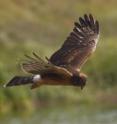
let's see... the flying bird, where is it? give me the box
[4,14,99,89]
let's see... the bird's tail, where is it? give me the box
[3,76,34,87]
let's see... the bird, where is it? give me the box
[4,14,100,90]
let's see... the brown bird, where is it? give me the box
[4,14,100,89]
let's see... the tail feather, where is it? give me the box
[4,76,33,87]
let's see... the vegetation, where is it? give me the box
[0,0,117,116]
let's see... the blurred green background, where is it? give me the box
[0,0,117,124]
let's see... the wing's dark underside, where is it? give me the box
[50,14,99,72]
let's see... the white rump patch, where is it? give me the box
[33,75,41,82]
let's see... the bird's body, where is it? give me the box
[4,14,99,89]
[31,73,80,89]
[31,71,87,89]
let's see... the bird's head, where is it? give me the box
[71,73,87,89]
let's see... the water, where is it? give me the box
[0,104,117,124]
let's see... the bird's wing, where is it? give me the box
[21,52,72,77]
[49,14,99,73]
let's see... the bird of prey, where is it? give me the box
[4,14,99,89]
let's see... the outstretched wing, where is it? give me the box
[21,52,72,77]
[49,14,99,73]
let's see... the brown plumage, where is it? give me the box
[4,14,99,89]
[50,14,99,73]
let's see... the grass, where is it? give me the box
[0,0,117,116]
